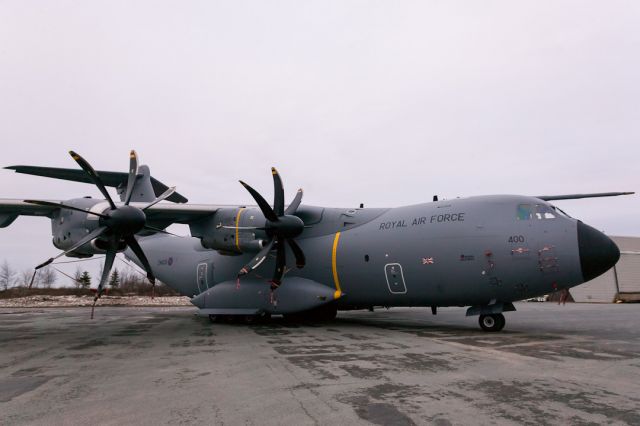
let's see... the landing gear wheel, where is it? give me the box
[208,314,218,324]
[257,312,272,323]
[314,305,338,321]
[242,315,257,324]
[284,305,337,323]
[478,313,505,332]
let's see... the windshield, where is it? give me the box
[516,203,561,220]
[551,205,572,218]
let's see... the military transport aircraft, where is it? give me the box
[0,151,632,331]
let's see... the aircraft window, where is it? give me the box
[551,205,572,218]
[535,204,556,220]
[516,204,532,220]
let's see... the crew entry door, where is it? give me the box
[197,263,209,293]
[385,263,407,294]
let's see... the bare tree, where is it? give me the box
[73,266,83,289]
[0,260,16,291]
[19,269,33,288]
[40,266,57,288]
[30,270,42,288]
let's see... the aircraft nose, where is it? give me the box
[577,221,620,281]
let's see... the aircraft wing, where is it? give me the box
[536,192,634,201]
[0,200,57,227]
[132,202,224,226]
[0,199,225,228]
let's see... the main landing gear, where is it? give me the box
[206,305,338,324]
[467,302,514,332]
[209,313,271,324]
[478,313,505,332]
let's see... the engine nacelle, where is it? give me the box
[50,197,107,258]
[190,207,268,255]
[91,238,127,254]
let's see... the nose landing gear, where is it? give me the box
[479,313,505,332]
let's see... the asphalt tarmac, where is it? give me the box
[1,303,639,425]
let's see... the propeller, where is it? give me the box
[237,168,306,290]
[26,150,175,317]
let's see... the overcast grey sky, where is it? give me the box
[0,1,638,284]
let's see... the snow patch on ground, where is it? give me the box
[0,295,192,308]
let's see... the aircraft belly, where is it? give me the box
[191,278,337,314]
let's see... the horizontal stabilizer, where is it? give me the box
[536,192,634,201]
[5,165,188,203]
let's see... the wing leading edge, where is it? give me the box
[0,199,223,228]
[536,192,634,201]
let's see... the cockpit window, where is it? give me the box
[551,205,572,218]
[517,204,558,220]
[516,204,532,220]
[535,204,556,220]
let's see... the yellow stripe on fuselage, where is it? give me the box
[332,232,342,299]
[235,208,245,251]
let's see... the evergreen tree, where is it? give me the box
[108,269,120,288]
[78,271,91,289]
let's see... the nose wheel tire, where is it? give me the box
[479,313,505,332]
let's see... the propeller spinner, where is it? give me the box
[25,150,176,318]
[237,168,306,289]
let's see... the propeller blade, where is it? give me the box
[272,236,286,286]
[141,186,176,210]
[124,236,156,284]
[272,167,284,217]
[69,151,117,210]
[124,150,139,205]
[91,248,116,319]
[33,226,108,271]
[238,239,275,278]
[24,200,109,219]
[96,249,116,296]
[284,188,303,215]
[28,269,38,289]
[286,238,306,269]
[239,180,278,222]
[143,225,179,236]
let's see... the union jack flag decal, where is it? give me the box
[422,257,434,265]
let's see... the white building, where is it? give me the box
[570,236,640,303]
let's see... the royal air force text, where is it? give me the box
[379,213,465,230]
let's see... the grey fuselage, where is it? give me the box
[132,195,591,309]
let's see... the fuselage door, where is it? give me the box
[385,263,407,294]
[196,262,209,293]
